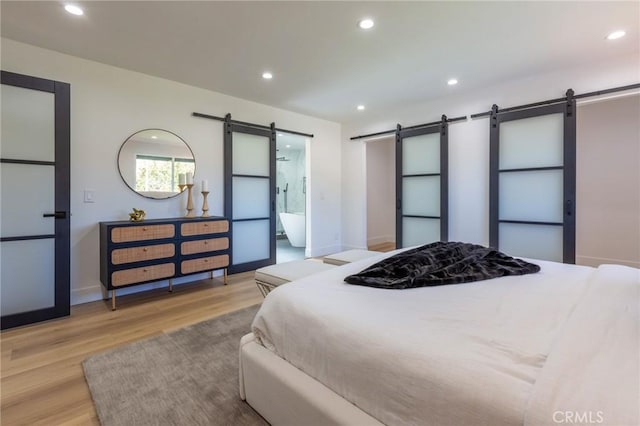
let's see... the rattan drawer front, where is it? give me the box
[181,238,229,255]
[181,254,229,274]
[111,243,175,265]
[180,220,229,237]
[111,263,175,287]
[111,224,175,243]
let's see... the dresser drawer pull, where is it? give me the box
[181,220,229,236]
[180,237,228,255]
[111,263,175,287]
[111,224,175,242]
[181,254,228,274]
[111,243,175,265]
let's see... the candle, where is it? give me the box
[178,173,186,185]
[201,179,208,192]
[186,172,193,185]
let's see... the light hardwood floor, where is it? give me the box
[1,243,395,426]
[1,272,262,426]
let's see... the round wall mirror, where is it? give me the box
[117,129,195,199]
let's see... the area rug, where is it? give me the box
[82,305,268,426]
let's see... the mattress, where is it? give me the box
[251,250,639,426]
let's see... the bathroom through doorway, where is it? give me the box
[275,133,307,263]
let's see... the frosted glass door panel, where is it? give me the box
[500,113,563,169]
[232,177,269,220]
[1,239,55,315]
[402,217,440,248]
[402,133,440,175]
[232,133,269,176]
[233,220,270,264]
[1,84,55,162]
[1,163,55,238]
[499,223,563,262]
[499,170,563,222]
[403,176,440,217]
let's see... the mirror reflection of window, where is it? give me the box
[118,129,196,199]
[174,158,195,188]
[135,155,195,193]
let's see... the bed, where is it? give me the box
[239,248,639,426]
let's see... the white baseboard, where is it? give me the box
[71,271,223,306]
[576,255,640,269]
[338,244,369,251]
[307,244,344,258]
[72,284,105,305]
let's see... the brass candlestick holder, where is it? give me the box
[201,191,210,217]
[178,183,186,193]
[185,183,195,217]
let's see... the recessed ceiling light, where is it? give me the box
[358,19,374,30]
[262,72,273,79]
[606,30,626,40]
[447,78,458,86]
[277,133,283,137]
[357,105,365,111]
[151,135,158,139]
[64,4,84,16]
[286,144,291,148]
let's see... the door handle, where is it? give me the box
[43,211,67,219]
[565,200,573,217]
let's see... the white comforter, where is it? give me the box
[252,253,639,426]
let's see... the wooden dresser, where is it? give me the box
[100,217,229,309]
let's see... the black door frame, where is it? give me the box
[395,116,449,248]
[1,70,71,329]
[224,115,276,273]
[489,93,576,263]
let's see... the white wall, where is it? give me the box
[576,94,640,268]
[1,38,342,305]
[365,137,395,246]
[342,53,640,250]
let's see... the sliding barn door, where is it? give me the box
[224,117,276,273]
[1,71,70,329]
[489,99,576,263]
[396,120,448,248]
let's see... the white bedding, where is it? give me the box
[252,251,639,426]
[525,264,639,426]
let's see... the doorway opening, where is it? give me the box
[276,133,307,263]
[365,136,396,251]
[575,93,640,268]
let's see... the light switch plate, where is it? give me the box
[84,190,95,203]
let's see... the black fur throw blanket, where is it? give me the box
[344,241,540,289]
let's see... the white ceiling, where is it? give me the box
[1,1,638,123]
